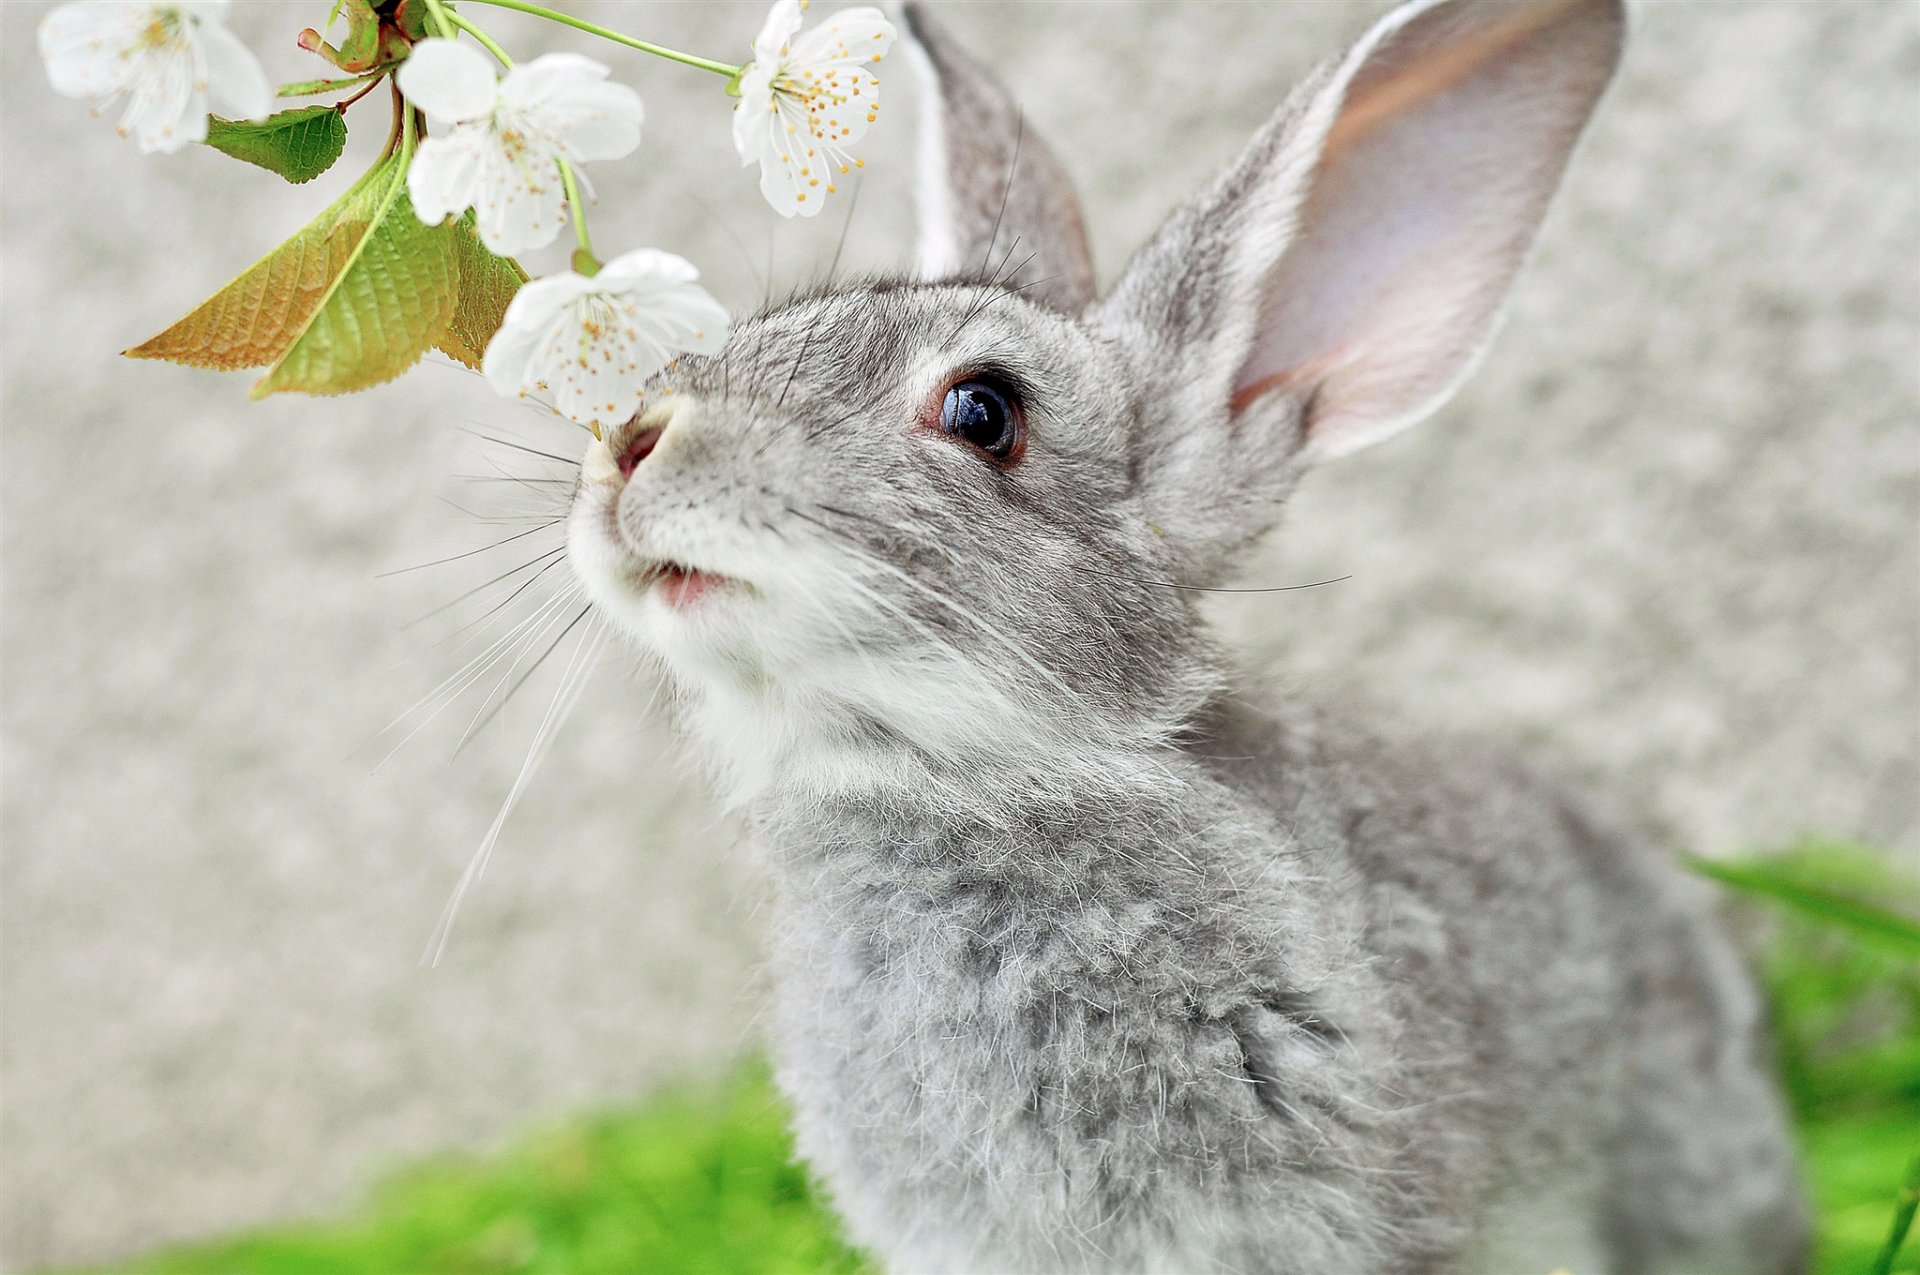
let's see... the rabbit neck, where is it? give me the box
[671,643,1222,815]
[746,698,1334,961]
[762,747,1199,877]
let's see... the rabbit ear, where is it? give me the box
[1097,0,1624,561]
[902,3,1097,311]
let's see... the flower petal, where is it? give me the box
[547,313,654,431]
[786,13,893,158]
[482,270,597,396]
[499,51,609,108]
[196,18,271,121]
[482,253,730,430]
[469,143,570,255]
[38,2,146,100]
[790,7,896,71]
[757,95,826,218]
[120,41,206,152]
[593,248,702,292]
[407,127,489,226]
[647,287,731,358]
[730,62,779,164]
[752,0,805,61]
[496,55,643,163]
[800,70,881,154]
[541,80,645,163]
[729,5,891,217]
[398,38,498,127]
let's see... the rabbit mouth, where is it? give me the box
[653,563,729,610]
[629,557,742,612]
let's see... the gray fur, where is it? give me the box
[904,5,1097,310]
[566,1,1809,1270]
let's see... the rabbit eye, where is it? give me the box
[939,378,1025,463]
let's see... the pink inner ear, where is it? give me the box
[1324,0,1599,159]
[1227,0,1623,457]
[1228,347,1347,418]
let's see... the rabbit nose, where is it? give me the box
[581,403,677,487]
[618,425,664,477]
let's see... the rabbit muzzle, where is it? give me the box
[575,399,752,616]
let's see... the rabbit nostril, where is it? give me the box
[618,425,663,478]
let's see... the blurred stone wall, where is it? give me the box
[3,0,1915,1266]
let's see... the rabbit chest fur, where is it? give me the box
[753,698,1789,1274]
[567,0,1812,1269]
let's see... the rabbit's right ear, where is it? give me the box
[1096,0,1625,572]
[902,3,1097,310]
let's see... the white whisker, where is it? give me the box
[370,583,583,770]
[422,616,608,967]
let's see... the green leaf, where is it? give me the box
[437,215,529,370]
[204,107,348,185]
[1688,855,1920,958]
[251,159,459,398]
[1869,1135,1920,1275]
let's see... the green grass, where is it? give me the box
[83,1062,872,1275]
[80,842,1918,1275]
[1719,843,1920,1275]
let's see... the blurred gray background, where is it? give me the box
[3,0,1916,1267]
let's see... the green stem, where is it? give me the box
[278,72,385,98]
[559,161,598,275]
[335,73,388,112]
[454,0,743,78]
[379,79,408,160]
[363,107,419,246]
[419,0,460,41]
[442,8,514,66]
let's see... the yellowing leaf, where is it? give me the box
[252,168,458,398]
[125,163,393,372]
[127,150,528,399]
[437,214,529,370]
[205,107,348,185]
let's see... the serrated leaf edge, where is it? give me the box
[434,216,530,371]
[121,158,394,368]
[205,106,348,185]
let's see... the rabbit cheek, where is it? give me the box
[566,498,652,637]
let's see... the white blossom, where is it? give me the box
[39,0,271,154]
[401,40,645,257]
[732,0,895,218]
[482,249,729,433]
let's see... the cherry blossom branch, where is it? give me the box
[379,78,409,161]
[383,108,418,211]
[454,0,744,79]
[335,73,389,112]
[40,0,896,424]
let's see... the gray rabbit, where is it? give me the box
[567,0,1810,1270]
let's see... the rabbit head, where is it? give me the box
[568,0,1626,806]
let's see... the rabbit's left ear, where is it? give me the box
[1099,0,1625,562]
[902,3,1096,311]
